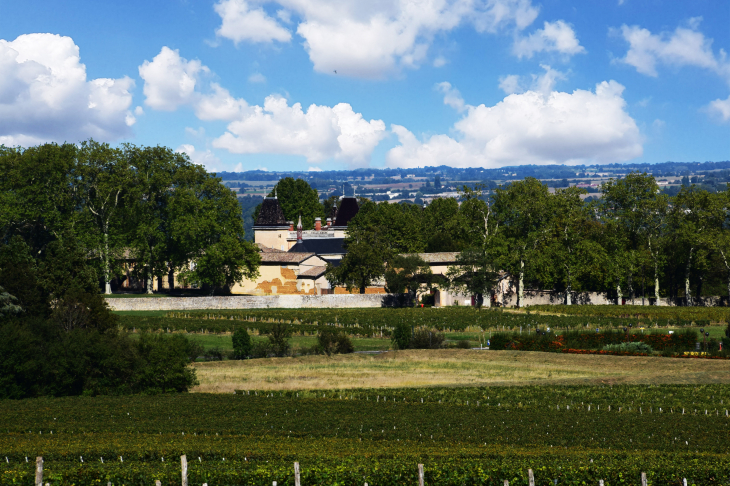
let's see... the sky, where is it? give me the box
[1,0,728,172]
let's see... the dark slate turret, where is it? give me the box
[333,196,359,227]
[255,197,287,227]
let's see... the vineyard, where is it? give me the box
[2,386,729,485]
[116,307,728,338]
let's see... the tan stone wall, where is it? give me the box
[106,294,390,311]
[254,228,289,250]
[230,264,318,295]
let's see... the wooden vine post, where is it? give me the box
[294,461,301,486]
[418,463,424,486]
[528,469,535,486]
[503,480,509,486]
[35,457,43,486]
[181,455,188,486]
[641,472,647,486]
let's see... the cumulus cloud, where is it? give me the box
[513,20,585,59]
[214,0,546,78]
[499,65,566,95]
[176,144,220,171]
[436,81,466,111]
[140,47,386,165]
[213,95,386,165]
[138,46,208,111]
[616,20,730,81]
[387,80,642,168]
[0,33,135,146]
[707,95,730,122]
[214,0,291,44]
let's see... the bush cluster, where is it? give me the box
[0,237,198,398]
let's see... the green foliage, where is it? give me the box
[326,240,386,294]
[409,328,445,349]
[317,328,354,355]
[0,286,21,319]
[257,177,324,229]
[232,327,252,359]
[0,140,261,296]
[603,341,655,353]
[0,237,197,398]
[384,254,432,302]
[391,322,412,349]
[266,322,292,357]
[0,386,729,484]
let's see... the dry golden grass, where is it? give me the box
[191,350,730,393]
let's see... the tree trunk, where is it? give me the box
[103,229,112,295]
[685,248,694,306]
[566,268,572,306]
[616,283,622,305]
[518,260,524,308]
[146,256,154,294]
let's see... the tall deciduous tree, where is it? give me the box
[492,178,554,307]
[668,185,722,305]
[76,140,131,294]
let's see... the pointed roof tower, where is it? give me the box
[333,196,359,227]
[254,193,287,227]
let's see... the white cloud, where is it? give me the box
[141,47,387,165]
[214,0,543,78]
[499,64,566,95]
[214,0,292,44]
[513,20,585,59]
[0,33,134,146]
[138,46,208,111]
[498,74,522,94]
[195,83,249,121]
[707,95,730,121]
[134,106,145,116]
[387,80,642,168]
[308,166,323,171]
[248,72,267,83]
[433,56,448,68]
[436,81,466,111]
[213,95,386,165]
[176,144,220,171]
[617,21,730,81]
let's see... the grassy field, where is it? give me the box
[191,349,730,393]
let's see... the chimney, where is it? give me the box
[315,217,322,231]
[296,215,303,241]
[326,217,332,228]
[288,221,294,231]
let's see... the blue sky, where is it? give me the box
[1,0,728,172]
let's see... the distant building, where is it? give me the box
[236,195,364,295]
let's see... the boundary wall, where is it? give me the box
[105,294,388,311]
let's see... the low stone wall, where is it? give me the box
[105,294,389,311]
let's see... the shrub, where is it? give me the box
[391,322,412,350]
[203,346,224,361]
[317,328,354,355]
[266,323,292,357]
[602,342,654,354]
[250,340,272,358]
[232,327,252,359]
[409,328,445,349]
[455,339,471,349]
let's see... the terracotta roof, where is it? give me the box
[297,266,327,279]
[260,252,316,263]
[401,252,460,264]
[333,197,359,227]
[255,197,287,226]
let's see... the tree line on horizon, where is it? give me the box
[328,174,730,306]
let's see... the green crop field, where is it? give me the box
[2,386,730,485]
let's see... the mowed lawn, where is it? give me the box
[192,349,730,393]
